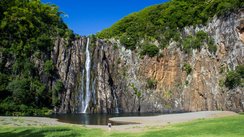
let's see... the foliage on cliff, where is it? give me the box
[97,0,243,51]
[0,0,71,115]
[225,65,244,89]
[140,44,159,57]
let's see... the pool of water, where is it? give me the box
[50,113,161,125]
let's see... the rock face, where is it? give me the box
[237,20,244,43]
[53,10,244,113]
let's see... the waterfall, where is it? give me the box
[112,87,119,113]
[114,92,119,113]
[81,38,91,113]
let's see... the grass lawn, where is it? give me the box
[0,115,244,137]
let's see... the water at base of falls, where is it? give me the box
[51,113,162,125]
[81,38,91,113]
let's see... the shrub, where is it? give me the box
[192,37,202,49]
[207,37,217,54]
[182,35,202,53]
[183,63,192,75]
[225,71,241,89]
[196,30,208,41]
[236,65,244,78]
[182,31,216,54]
[224,65,244,89]
[140,44,159,57]
[146,78,157,89]
[182,36,193,53]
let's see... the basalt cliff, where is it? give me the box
[53,10,244,113]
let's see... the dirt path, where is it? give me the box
[0,111,238,132]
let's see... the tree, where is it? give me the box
[7,79,31,104]
[0,0,70,115]
[120,34,137,50]
[140,44,159,57]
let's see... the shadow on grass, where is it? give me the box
[0,127,81,137]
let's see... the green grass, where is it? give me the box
[0,115,244,137]
[0,126,105,137]
[142,115,244,137]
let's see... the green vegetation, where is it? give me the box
[182,31,217,54]
[224,65,244,89]
[0,126,105,137]
[146,78,157,89]
[97,0,242,53]
[140,44,159,57]
[142,115,244,137]
[0,0,73,115]
[0,0,242,116]
[183,63,192,75]
[90,34,97,47]
[0,115,244,137]
[52,80,64,106]
[120,34,137,50]
[207,37,217,53]
[44,60,55,77]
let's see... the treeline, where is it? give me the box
[0,0,73,115]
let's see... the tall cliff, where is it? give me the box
[53,10,244,113]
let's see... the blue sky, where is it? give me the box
[41,0,169,36]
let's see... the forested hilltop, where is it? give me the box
[98,0,243,50]
[0,0,74,115]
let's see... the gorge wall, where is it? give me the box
[53,10,244,113]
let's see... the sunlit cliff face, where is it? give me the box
[237,9,244,43]
[237,23,244,43]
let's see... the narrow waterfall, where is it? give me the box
[114,92,119,113]
[81,38,91,113]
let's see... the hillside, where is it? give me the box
[0,0,74,115]
[97,0,243,50]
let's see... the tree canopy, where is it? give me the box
[97,0,243,51]
[0,0,69,115]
